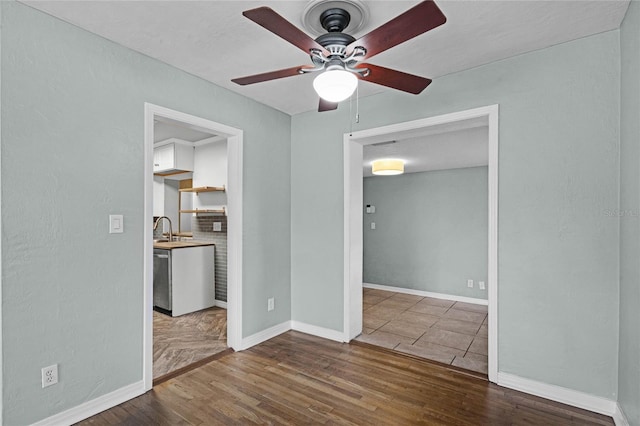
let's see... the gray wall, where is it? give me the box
[363,167,488,299]
[292,30,620,399]
[1,2,291,424]
[618,0,640,423]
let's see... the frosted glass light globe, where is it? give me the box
[313,70,358,103]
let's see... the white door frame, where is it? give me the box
[143,103,243,390]
[343,104,499,382]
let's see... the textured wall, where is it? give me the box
[292,31,620,399]
[363,167,488,299]
[1,2,290,424]
[618,0,640,423]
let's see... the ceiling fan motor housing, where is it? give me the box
[319,8,351,32]
[312,8,361,67]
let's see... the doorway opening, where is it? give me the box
[143,104,244,390]
[343,105,499,382]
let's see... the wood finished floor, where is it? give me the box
[153,307,228,379]
[81,331,613,425]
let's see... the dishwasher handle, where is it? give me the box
[153,254,170,259]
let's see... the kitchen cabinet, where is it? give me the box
[154,244,215,317]
[154,141,194,174]
[172,245,215,316]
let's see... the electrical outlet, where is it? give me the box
[467,279,474,288]
[479,281,486,290]
[267,297,275,311]
[41,364,58,388]
[371,222,376,230]
[213,222,222,232]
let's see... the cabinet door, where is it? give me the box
[174,144,195,172]
[155,144,174,171]
[171,246,215,316]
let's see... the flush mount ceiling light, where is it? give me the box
[372,159,404,175]
[313,66,358,102]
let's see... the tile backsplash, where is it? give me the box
[192,215,227,302]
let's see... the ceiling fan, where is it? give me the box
[231,1,447,112]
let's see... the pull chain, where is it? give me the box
[356,82,360,124]
[349,88,353,136]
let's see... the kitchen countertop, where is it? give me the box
[153,240,215,250]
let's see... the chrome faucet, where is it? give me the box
[153,216,173,242]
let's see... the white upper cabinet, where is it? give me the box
[153,140,194,174]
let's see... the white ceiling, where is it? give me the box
[363,123,488,176]
[22,0,630,116]
[154,117,217,143]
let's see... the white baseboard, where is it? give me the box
[239,320,291,350]
[31,380,146,426]
[363,282,488,306]
[214,300,227,309]
[613,402,630,426]
[497,372,617,417]
[291,321,345,342]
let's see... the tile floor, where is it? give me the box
[153,307,228,379]
[356,287,488,374]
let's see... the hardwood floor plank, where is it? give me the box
[77,331,613,426]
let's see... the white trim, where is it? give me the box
[153,137,193,148]
[344,104,500,383]
[343,137,364,342]
[291,321,345,342]
[497,372,617,417]
[143,105,154,391]
[613,403,630,426]
[240,321,291,350]
[363,283,488,306]
[193,135,227,147]
[226,131,243,352]
[486,104,499,383]
[31,381,145,426]
[143,103,244,394]
[214,300,228,309]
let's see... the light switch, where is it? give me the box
[109,215,124,234]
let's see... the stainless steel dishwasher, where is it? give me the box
[153,249,172,313]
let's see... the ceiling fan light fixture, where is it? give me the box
[372,159,404,176]
[313,69,358,103]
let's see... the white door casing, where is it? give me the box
[343,104,499,382]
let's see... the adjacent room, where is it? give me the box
[356,126,490,375]
[151,117,230,381]
[1,0,638,425]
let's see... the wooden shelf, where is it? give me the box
[179,208,226,215]
[179,186,225,193]
[178,184,227,232]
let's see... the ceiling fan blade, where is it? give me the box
[232,65,311,85]
[243,7,328,55]
[318,98,338,112]
[348,1,446,60]
[358,63,432,94]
